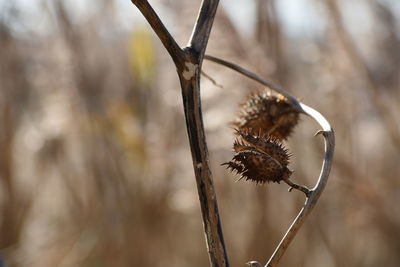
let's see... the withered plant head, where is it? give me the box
[233,90,300,140]
[223,129,292,184]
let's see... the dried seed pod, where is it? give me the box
[238,130,291,167]
[233,91,300,140]
[223,130,292,184]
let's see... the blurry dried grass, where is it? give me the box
[0,0,399,267]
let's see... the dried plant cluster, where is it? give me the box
[224,91,299,185]
[4,0,400,266]
[126,0,335,263]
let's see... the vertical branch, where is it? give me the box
[180,1,229,267]
[178,69,229,267]
[131,1,229,267]
[188,0,220,58]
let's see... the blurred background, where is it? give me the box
[1,0,399,266]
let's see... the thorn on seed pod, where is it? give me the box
[232,90,300,140]
[222,130,292,185]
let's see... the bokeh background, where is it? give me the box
[1,0,400,266]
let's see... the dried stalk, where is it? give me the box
[130,1,229,267]
[204,55,335,267]
[131,1,335,266]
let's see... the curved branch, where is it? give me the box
[266,106,334,267]
[204,55,335,267]
[204,55,301,111]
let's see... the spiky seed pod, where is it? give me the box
[233,91,300,140]
[237,130,291,166]
[223,130,292,184]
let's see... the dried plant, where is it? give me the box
[130,1,334,267]
[206,55,334,266]
[233,92,299,140]
[223,129,292,184]
[3,1,400,267]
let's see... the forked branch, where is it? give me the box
[205,55,335,267]
[131,1,229,267]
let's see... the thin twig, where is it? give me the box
[201,70,224,88]
[204,55,302,111]
[204,55,335,267]
[283,178,311,197]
